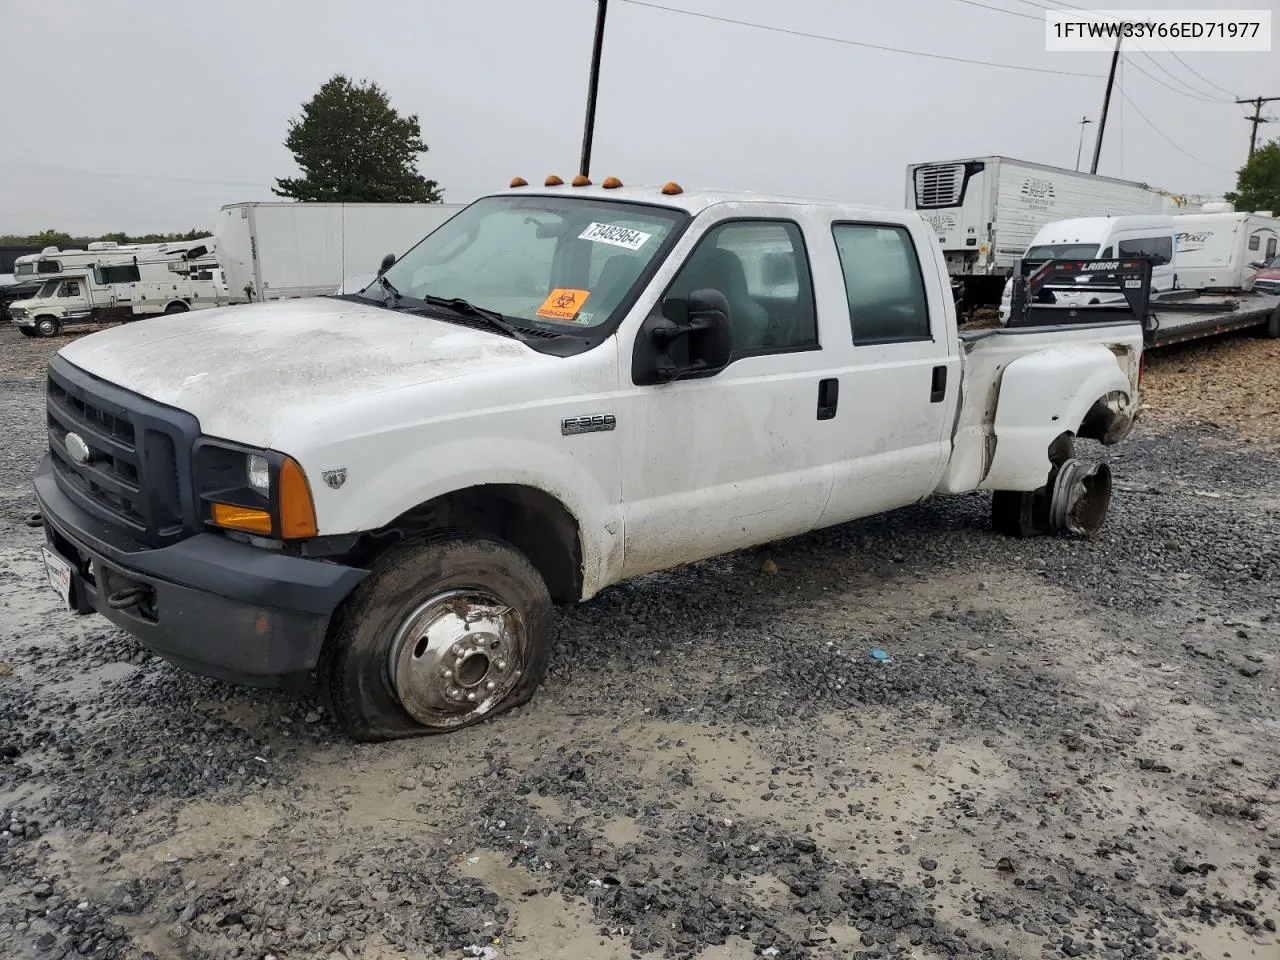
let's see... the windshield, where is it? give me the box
[36,280,59,298]
[373,195,688,331]
[1024,243,1100,260]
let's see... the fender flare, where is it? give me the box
[980,345,1134,492]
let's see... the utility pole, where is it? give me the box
[1090,34,1122,175]
[1236,96,1280,159]
[579,0,609,179]
[1075,116,1093,172]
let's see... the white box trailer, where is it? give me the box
[905,156,1175,306]
[213,201,465,302]
[1171,208,1280,291]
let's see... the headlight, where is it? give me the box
[247,454,270,495]
[194,440,318,539]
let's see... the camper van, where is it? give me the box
[999,215,1177,321]
[1171,210,1279,291]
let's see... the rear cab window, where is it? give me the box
[831,222,932,344]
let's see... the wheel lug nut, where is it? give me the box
[447,687,459,698]
[466,692,477,702]
[496,661,507,670]
[443,669,453,680]
[451,644,463,656]
[485,681,496,691]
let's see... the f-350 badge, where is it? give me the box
[322,469,347,489]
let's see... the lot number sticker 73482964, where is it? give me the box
[578,222,652,250]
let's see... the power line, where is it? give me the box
[1164,49,1237,99]
[1123,53,1229,104]
[952,0,1042,22]
[1118,90,1235,175]
[951,0,1232,103]
[998,0,1236,101]
[616,0,1103,78]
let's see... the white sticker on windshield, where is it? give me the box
[578,222,652,250]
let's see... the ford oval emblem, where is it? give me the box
[65,432,91,464]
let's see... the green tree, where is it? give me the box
[1225,139,1280,214]
[28,228,74,247]
[273,74,443,203]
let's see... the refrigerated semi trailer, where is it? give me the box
[905,156,1176,308]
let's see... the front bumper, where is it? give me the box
[34,453,368,687]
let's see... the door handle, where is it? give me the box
[817,378,839,420]
[930,365,947,403]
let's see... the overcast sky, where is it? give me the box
[1,0,1276,235]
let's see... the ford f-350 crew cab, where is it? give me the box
[33,179,1143,741]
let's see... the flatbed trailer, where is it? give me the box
[1007,256,1280,348]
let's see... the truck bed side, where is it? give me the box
[938,321,1143,494]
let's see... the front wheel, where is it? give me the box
[17,326,37,338]
[321,534,555,741]
[34,316,61,338]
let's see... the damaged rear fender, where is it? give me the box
[979,345,1135,492]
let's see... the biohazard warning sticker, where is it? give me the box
[537,288,591,321]
[578,222,652,250]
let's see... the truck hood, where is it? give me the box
[57,296,553,447]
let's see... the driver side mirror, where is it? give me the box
[378,253,396,276]
[632,288,733,386]
[1249,261,1267,270]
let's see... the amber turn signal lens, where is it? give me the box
[210,503,273,534]
[545,175,564,186]
[509,177,528,187]
[602,176,622,188]
[278,456,318,539]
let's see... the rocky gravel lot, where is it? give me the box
[1,325,1278,960]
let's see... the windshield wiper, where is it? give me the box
[420,295,525,339]
[376,274,401,305]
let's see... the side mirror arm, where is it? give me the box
[632,289,733,385]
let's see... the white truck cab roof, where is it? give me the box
[495,179,912,221]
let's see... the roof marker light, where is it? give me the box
[572,175,591,186]
[510,177,528,187]
[602,176,623,189]
[661,182,683,196]
[545,175,564,186]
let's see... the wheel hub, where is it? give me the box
[388,589,525,728]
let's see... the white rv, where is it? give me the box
[1171,208,1280,291]
[905,156,1174,307]
[998,216,1178,320]
[213,201,465,302]
[8,238,226,336]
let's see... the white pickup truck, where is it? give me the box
[33,179,1143,741]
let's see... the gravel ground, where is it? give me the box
[1,324,1278,960]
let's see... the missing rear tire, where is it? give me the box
[991,490,1042,538]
